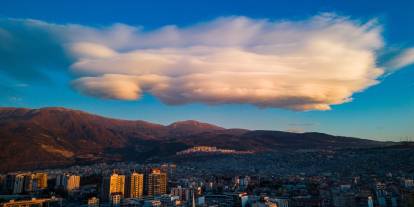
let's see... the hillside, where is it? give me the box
[0,107,385,172]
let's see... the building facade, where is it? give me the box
[147,169,167,196]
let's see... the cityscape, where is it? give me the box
[1,155,414,207]
[1,0,414,207]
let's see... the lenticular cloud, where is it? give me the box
[1,14,387,110]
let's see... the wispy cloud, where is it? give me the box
[385,48,414,71]
[0,14,408,111]
[0,19,71,83]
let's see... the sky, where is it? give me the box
[0,0,413,141]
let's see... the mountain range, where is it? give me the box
[0,107,388,172]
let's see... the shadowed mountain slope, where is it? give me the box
[0,107,385,172]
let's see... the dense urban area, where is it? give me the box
[1,145,414,207]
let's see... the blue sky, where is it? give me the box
[0,0,413,141]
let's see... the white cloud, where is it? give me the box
[386,48,414,71]
[0,15,398,110]
[68,42,117,59]
[67,14,385,111]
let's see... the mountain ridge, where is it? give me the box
[0,107,387,172]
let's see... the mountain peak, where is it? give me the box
[39,107,75,111]
[167,120,224,135]
[169,120,224,129]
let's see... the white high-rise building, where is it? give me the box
[13,174,25,194]
[67,175,80,191]
[56,174,80,191]
[110,173,125,197]
[126,172,143,198]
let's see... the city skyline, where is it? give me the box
[1,0,414,141]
